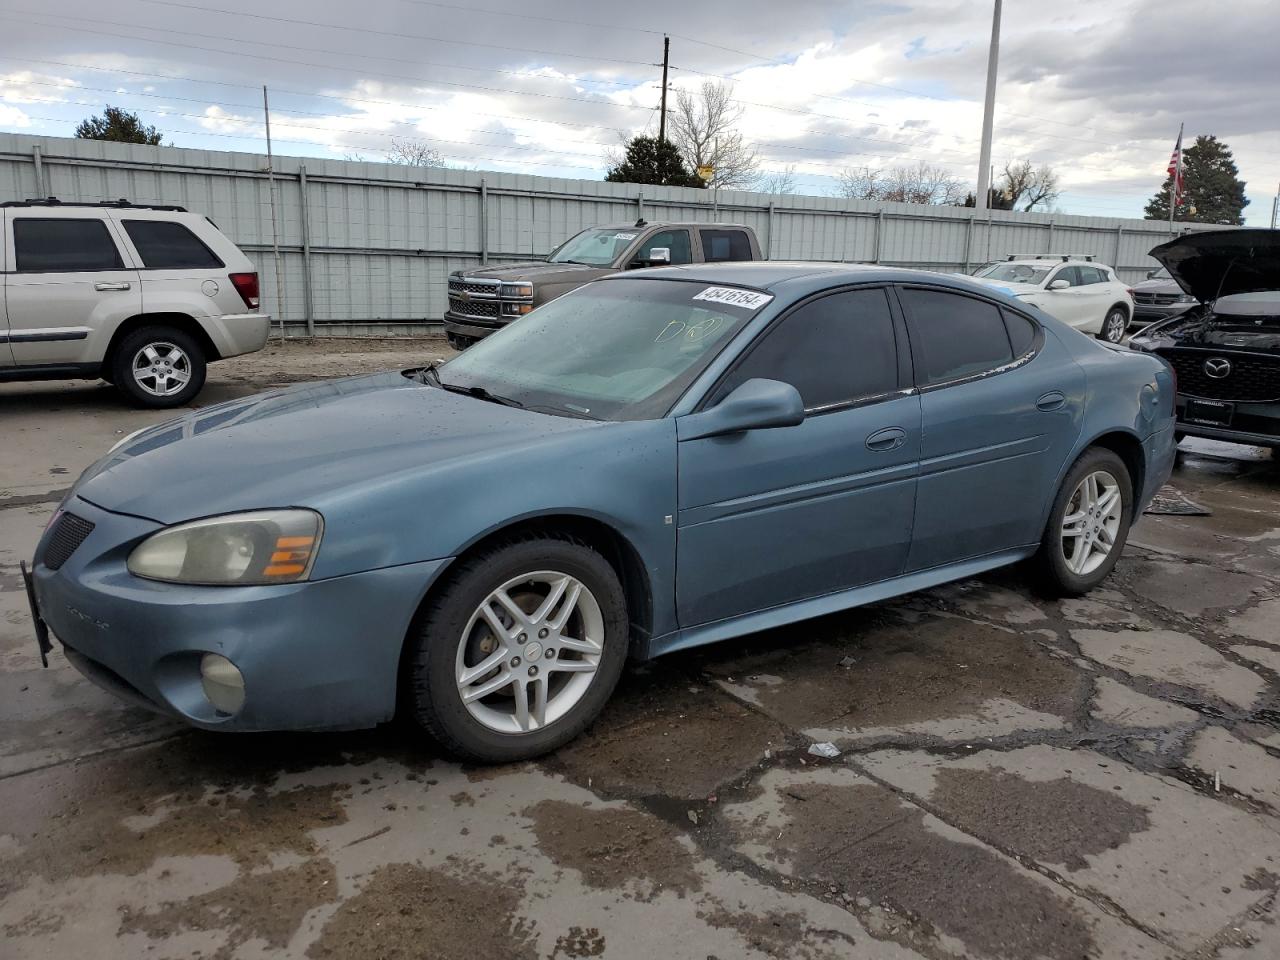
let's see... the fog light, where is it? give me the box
[200,653,245,715]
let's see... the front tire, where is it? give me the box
[408,536,628,762]
[1034,447,1133,596]
[1097,307,1129,344]
[111,326,206,408]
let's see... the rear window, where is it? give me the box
[13,218,125,272]
[701,229,753,263]
[900,288,1014,386]
[123,220,224,269]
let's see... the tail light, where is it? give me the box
[229,272,260,310]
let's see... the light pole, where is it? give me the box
[974,0,1002,213]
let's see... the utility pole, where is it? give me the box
[1271,182,1278,229]
[974,0,1002,213]
[263,85,286,342]
[658,35,670,143]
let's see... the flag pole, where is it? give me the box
[1169,122,1182,230]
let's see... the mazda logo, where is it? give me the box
[1203,357,1232,379]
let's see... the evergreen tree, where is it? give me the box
[74,106,164,145]
[605,136,705,188]
[1144,135,1248,225]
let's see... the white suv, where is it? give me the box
[0,199,270,407]
[971,254,1134,343]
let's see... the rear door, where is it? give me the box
[897,285,1084,570]
[3,210,141,368]
[0,211,13,366]
[113,212,245,319]
[676,286,920,626]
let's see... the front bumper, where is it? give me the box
[442,311,508,341]
[1175,396,1280,448]
[1133,304,1192,325]
[30,496,450,731]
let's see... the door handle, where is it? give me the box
[1036,391,1067,412]
[95,281,131,291]
[865,427,907,452]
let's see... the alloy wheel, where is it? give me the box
[454,570,604,734]
[131,342,193,397]
[1102,310,1127,343]
[1060,470,1123,576]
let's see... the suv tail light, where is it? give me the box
[229,272,260,310]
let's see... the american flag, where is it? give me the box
[1167,124,1185,208]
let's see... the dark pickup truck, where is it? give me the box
[443,219,763,347]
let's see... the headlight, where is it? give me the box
[128,509,323,585]
[500,281,533,299]
[1175,294,1196,303]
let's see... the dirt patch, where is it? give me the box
[119,857,337,959]
[767,782,1095,960]
[525,800,702,900]
[1244,868,1280,891]
[711,613,1083,732]
[0,738,352,899]
[306,862,536,960]
[929,768,1152,871]
[552,672,784,799]
[552,926,607,958]
[698,902,851,960]
[3,907,64,938]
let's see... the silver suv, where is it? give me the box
[0,199,270,407]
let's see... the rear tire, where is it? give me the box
[408,535,628,763]
[111,326,206,409]
[1033,447,1133,597]
[1097,307,1129,344]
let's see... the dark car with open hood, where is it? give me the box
[1129,229,1280,451]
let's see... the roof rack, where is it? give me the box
[0,197,188,212]
[1005,252,1095,262]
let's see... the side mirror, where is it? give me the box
[677,379,805,441]
[647,247,671,264]
[1146,270,1156,280]
[1048,278,1071,291]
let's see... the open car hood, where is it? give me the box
[1150,229,1280,302]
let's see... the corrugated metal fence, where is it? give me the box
[0,133,1212,336]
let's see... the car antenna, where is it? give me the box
[635,218,647,227]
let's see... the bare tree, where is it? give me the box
[755,165,797,195]
[667,81,759,189]
[385,137,446,168]
[835,162,965,205]
[998,160,1060,211]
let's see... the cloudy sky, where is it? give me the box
[1,0,1277,222]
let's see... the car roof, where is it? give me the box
[594,221,752,231]
[604,260,970,292]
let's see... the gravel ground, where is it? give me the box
[2,340,1279,960]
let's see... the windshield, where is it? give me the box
[547,227,639,266]
[436,278,764,420]
[976,262,1054,285]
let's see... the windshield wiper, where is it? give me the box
[436,380,525,409]
[410,362,441,385]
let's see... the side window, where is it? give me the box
[13,218,125,272]
[1052,266,1082,287]
[899,288,1013,386]
[714,289,899,410]
[701,229,752,263]
[1081,266,1105,285]
[123,220,224,269]
[637,229,692,265]
[1002,308,1038,357]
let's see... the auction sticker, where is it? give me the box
[613,233,638,241]
[692,286,774,310]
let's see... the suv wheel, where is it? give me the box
[1034,447,1133,596]
[408,536,628,762]
[1097,307,1128,344]
[112,326,207,408]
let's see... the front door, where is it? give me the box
[3,212,141,368]
[896,285,1085,570]
[676,287,921,627]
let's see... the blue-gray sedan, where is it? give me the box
[25,263,1177,761]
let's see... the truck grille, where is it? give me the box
[1134,292,1183,306]
[43,512,95,570]
[448,297,500,319]
[448,278,500,297]
[1163,350,1280,403]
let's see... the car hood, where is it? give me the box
[453,262,614,284]
[1149,229,1280,301]
[1132,277,1183,295]
[74,371,599,525]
